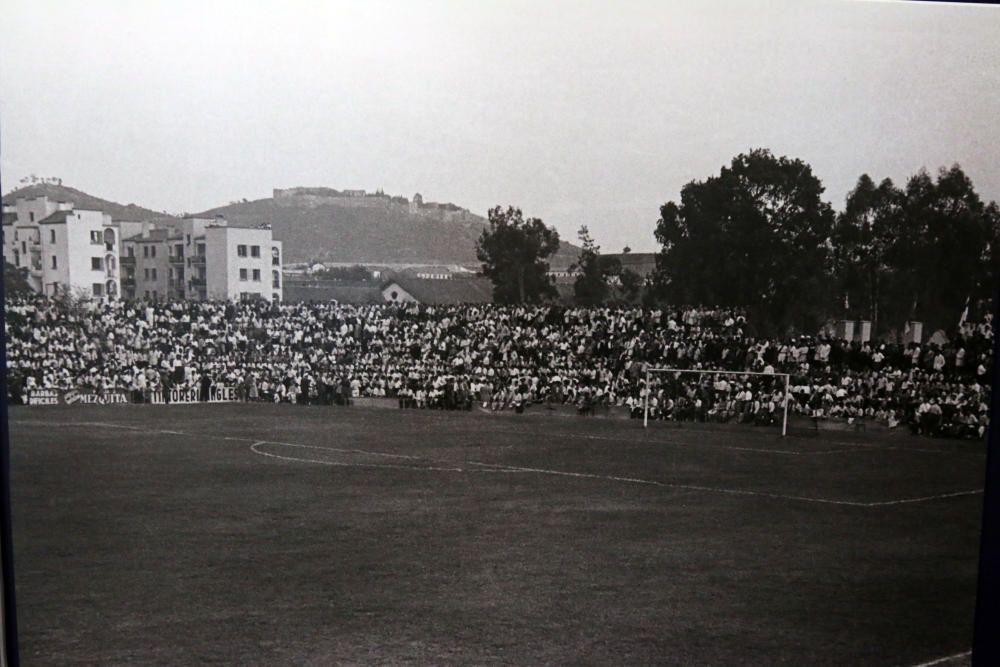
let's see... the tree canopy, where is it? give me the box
[832,166,997,333]
[3,261,33,298]
[476,206,560,304]
[572,226,621,306]
[654,150,1000,336]
[830,174,902,333]
[653,149,835,334]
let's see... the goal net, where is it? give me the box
[641,367,791,436]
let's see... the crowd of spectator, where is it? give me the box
[4,295,993,439]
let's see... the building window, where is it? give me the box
[50,229,56,243]
[91,257,103,271]
[150,245,156,258]
[251,245,260,258]
[252,269,261,282]
[272,247,280,266]
[237,245,248,257]
[127,246,134,257]
[92,283,104,296]
[29,212,34,223]
[143,245,149,258]
[144,268,150,281]
[186,234,191,246]
[90,230,102,244]
[22,241,27,254]
[51,255,57,269]
[239,268,248,281]
[272,270,280,289]
[151,268,157,281]
[145,291,150,299]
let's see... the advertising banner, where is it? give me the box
[149,386,238,404]
[23,387,238,406]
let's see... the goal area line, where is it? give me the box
[642,367,791,437]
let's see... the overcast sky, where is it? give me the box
[1,0,998,252]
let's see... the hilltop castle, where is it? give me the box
[272,187,477,223]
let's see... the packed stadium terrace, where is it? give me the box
[3,296,994,438]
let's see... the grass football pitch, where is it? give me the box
[8,404,986,665]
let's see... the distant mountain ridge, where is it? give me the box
[3,183,580,268]
[2,183,175,222]
[198,187,580,267]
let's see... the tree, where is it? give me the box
[653,149,835,334]
[895,165,992,329]
[476,206,560,304]
[831,174,903,334]
[3,261,33,298]
[980,200,1000,314]
[572,226,621,306]
[616,267,643,303]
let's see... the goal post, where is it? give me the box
[642,367,791,437]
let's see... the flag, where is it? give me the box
[958,296,970,327]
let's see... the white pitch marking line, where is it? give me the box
[250,442,466,473]
[904,649,971,667]
[870,490,983,507]
[14,419,984,507]
[467,461,982,508]
[12,417,975,457]
[464,461,874,506]
[459,424,982,456]
[464,427,843,456]
[254,443,979,508]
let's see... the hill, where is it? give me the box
[4,182,581,267]
[2,183,175,222]
[197,189,580,267]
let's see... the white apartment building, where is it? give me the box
[205,222,283,302]
[2,195,121,300]
[3,196,282,303]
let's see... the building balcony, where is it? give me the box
[123,276,136,286]
[169,254,185,264]
[190,275,206,286]
[190,255,206,266]
[121,256,136,266]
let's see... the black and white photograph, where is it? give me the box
[1,0,999,664]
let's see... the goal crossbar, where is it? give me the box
[642,367,791,436]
